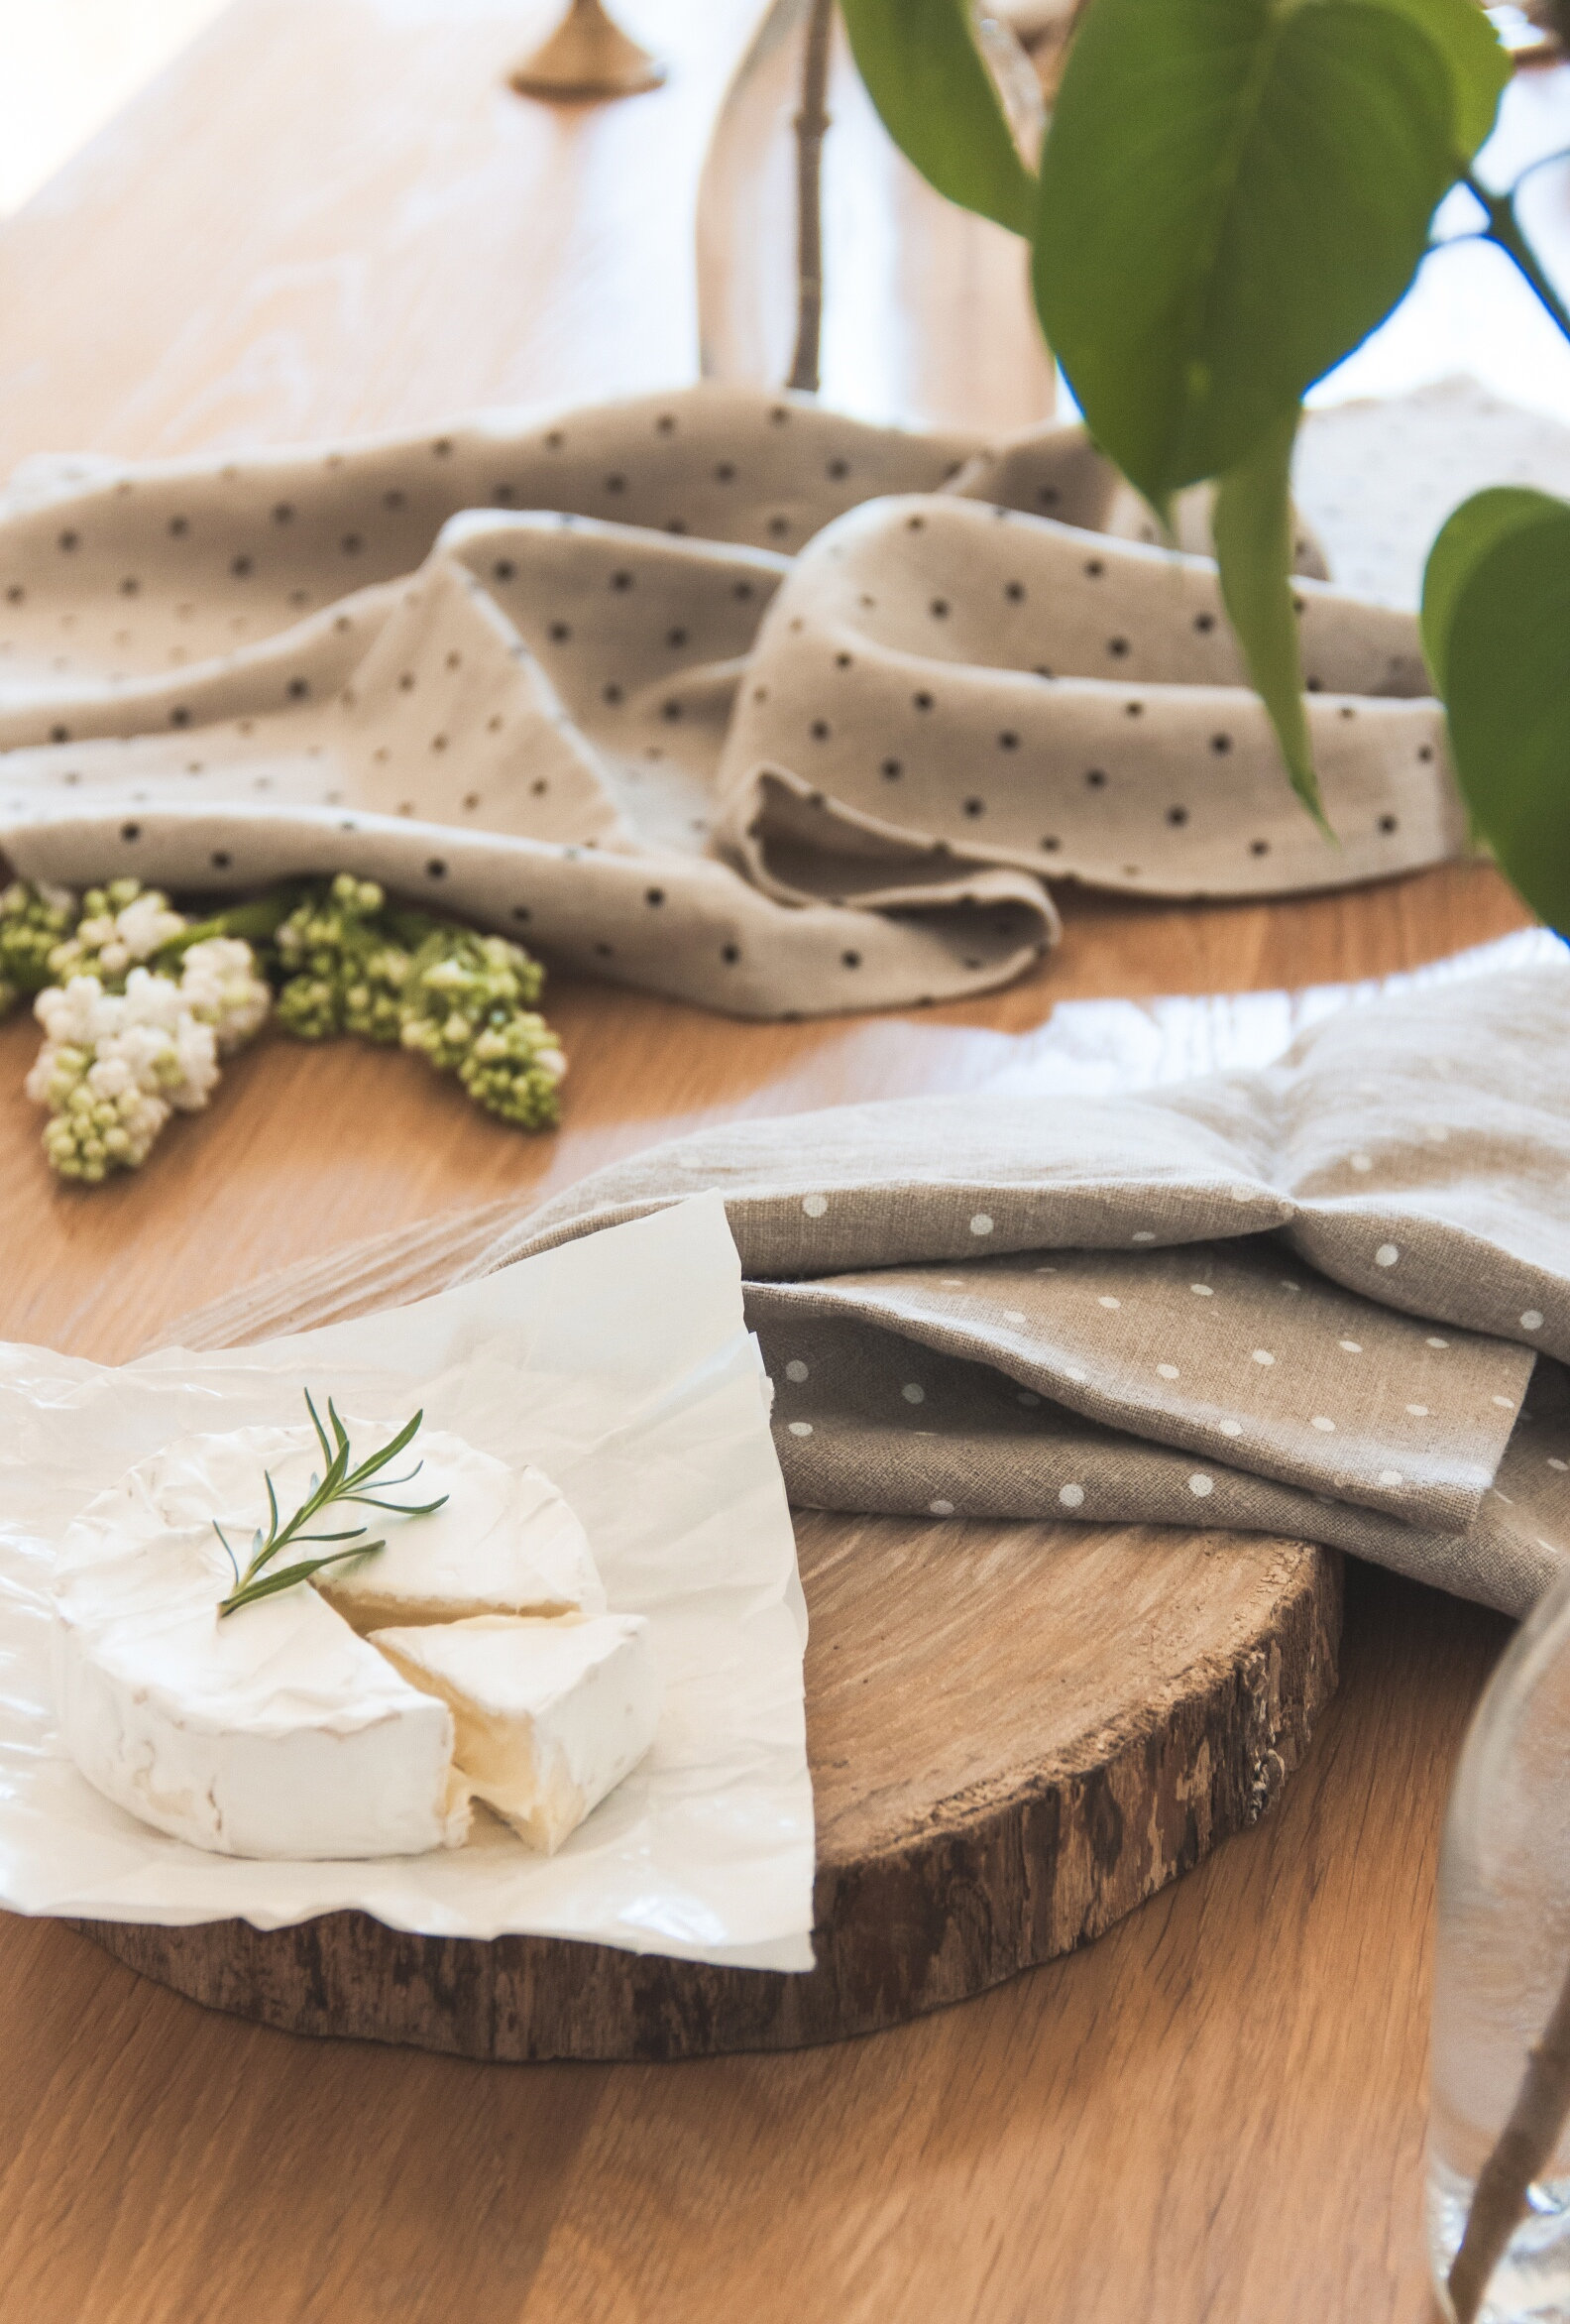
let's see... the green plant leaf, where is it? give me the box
[1211,406,1326,826]
[1034,0,1506,508]
[1364,0,1511,154]
[1419,484,1550,699]
[1421,487,1570,937]
[838,0,1037,237]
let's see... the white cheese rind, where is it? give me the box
[52,1426,472,1859]
[371,1615,662,1855]
[308,1432,605,1632]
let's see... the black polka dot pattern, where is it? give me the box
[712,484,1456,907]
[0,384,1456,1020]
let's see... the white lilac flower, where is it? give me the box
[114,889,187,963]
[25,975,187,1184]
[48,878,186,989]
[26,943,267,1182]
[178,937,272,1051]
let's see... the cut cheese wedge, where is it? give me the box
[304,1431,604,1632]
[52,1426,472,1859]
[371,1614,661,1854]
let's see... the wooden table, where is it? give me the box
[0,6,1547,2316]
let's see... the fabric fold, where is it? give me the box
[458,953,1570,1616]
[0,382,1471,1019]
[713,495,1454,901]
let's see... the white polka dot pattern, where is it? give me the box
[478,953,1570,1616]
[752,1302,1570,1621]
[752,1237,1530,1528]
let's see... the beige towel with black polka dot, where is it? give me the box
[460,947,1570,1616]
[0,383,1466,1017]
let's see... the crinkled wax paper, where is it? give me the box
[0,1194,814,1972]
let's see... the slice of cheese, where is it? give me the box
[307,1432,605,1633]
[371,1615,661,1855]
[53,1426,472,1860]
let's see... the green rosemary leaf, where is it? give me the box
[344,1492,448,1519]
[344,1407,424,1491]
[304,1387,333,1470]
[216,1393,444,1617]
[218,1540,387,1619]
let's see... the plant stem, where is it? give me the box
[787,0,836,394]
[1465,171,1570,346]
[1448,1947,1570,2323]
[156,882,305,965]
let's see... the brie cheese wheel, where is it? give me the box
[371,1615,661,1855]
[309,1432,605,1633]
[52,1425,473,1859]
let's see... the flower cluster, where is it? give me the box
[27,935,272,1183]
[6,870,564,1186]
[399,932,564,1129]
[274,874,565,1128]
[0,879,76,1018]
[46,878,187,988]
[274,875,412,1044]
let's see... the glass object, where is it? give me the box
[696,0,1056,433]
[1430,1569,1570,2321]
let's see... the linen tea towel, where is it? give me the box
[0,384,1462,1018]
[464,949,1570,1618]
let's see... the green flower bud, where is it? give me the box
[0,878,76,1008]
[274,879,408,1044]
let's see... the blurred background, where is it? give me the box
[0,0,229,213]
[2,0,1569,457]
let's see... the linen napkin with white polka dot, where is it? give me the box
[466,952,1570,1616]
[0,383,1463,1019]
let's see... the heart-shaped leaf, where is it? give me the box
[1422,487,1570,936]
[839,0,1038,237]
[1033,0,1507,508]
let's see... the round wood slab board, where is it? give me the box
[74,1210,1343,2062]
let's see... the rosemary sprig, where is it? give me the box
[215,1390,448,1617]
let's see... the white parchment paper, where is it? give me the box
[0,1194,815,1972]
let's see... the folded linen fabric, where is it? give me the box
[0,385,1458,1018]
[462,951,1570,1617]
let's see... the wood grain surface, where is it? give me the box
[0,3,1549,2316]
[81,1220,1342,2060]
[80,1517,1341,2059]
